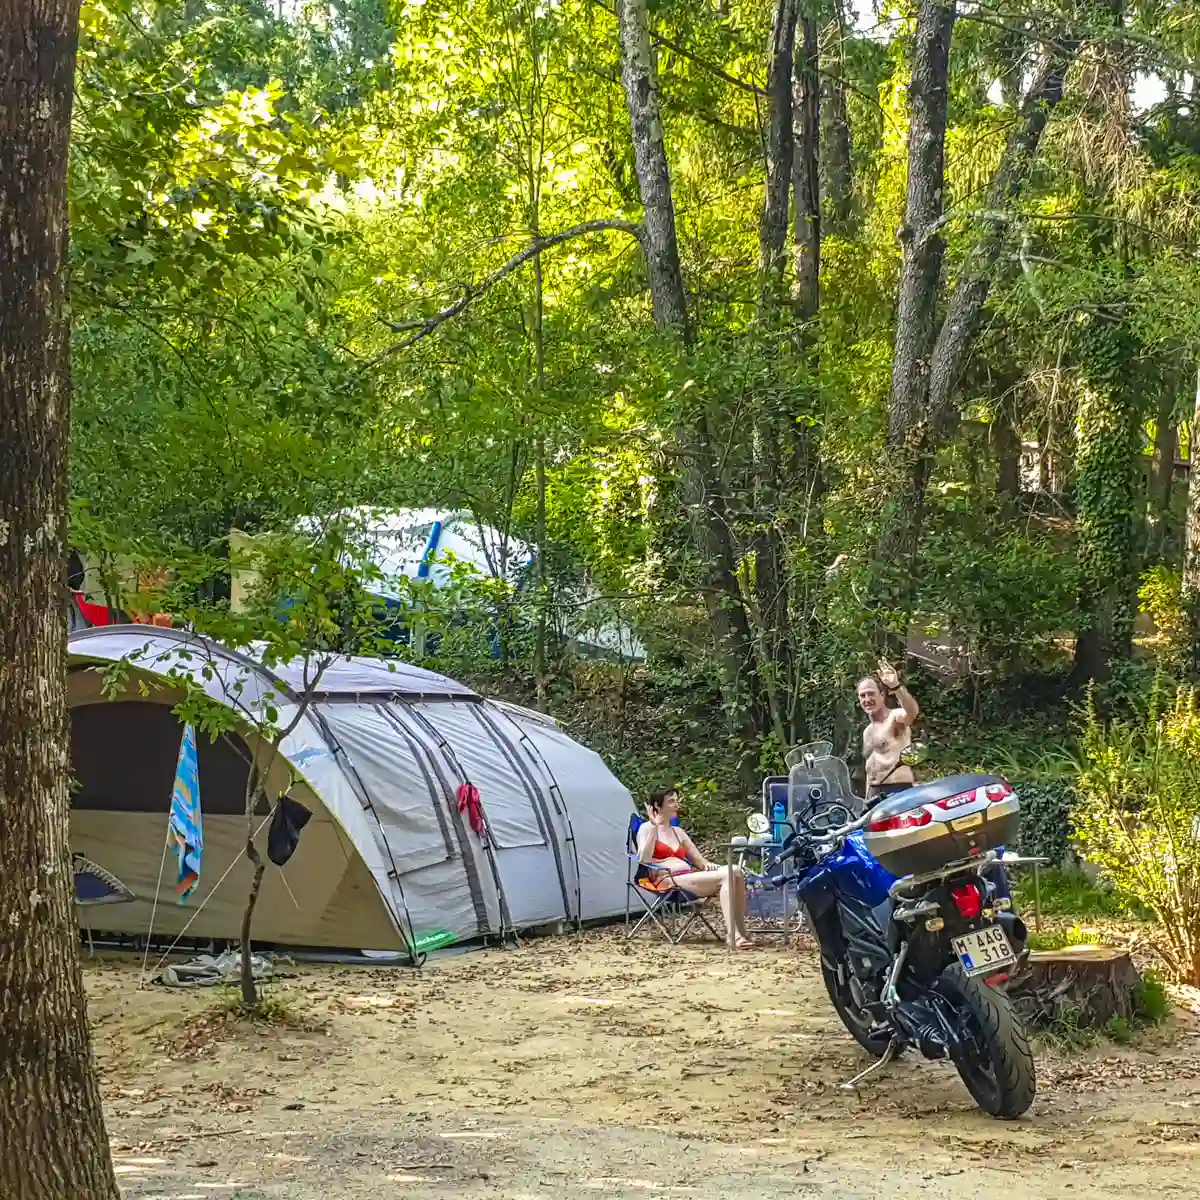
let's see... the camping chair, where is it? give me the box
[624,814,722,944]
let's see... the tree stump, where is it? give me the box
[1008,945,1143,1028]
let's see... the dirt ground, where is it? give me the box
[90,931,1200,1199]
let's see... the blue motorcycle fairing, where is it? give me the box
[795,829,897,910]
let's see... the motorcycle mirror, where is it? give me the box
[746,811,770,835]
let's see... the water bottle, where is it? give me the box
[771,796,788,845]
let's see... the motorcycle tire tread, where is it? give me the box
[942,963,1036,1120]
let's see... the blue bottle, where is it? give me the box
[771,795,789,845]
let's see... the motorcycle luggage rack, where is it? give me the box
[888,851,1002,900]
[889,851,1051,929]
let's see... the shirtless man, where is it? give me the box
[858,659,920,803]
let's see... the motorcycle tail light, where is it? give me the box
[985,781,1013,803]
[869,808,932,833]
[949,881,984,919]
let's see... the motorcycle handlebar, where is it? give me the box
[774,809,872,864]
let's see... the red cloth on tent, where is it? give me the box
[457,781,485,838]
[72,591,117,626]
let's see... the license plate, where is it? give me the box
[951,925,1016,976]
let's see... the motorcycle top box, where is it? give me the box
[861,774,1019,878]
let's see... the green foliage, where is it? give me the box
[916,524,1079,675]
[1011,781,1077,866]
[57,0,1200,908]
[212,985,323,1028]
[1133,970,1171,1026]
[1025,921,1095,952]
[1014,868,1149,921]
[1075,689,1200,984]
[1138,565,1188,668]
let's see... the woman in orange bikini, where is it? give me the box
[636,787,754,949]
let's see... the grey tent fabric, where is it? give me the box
[66,627,633,953]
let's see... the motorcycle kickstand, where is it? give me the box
[839,1037,902,1092]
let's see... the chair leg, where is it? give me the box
[627,892,677,942]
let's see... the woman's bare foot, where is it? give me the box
[734,934,757,950]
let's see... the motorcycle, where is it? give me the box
[761,743,1039,1119]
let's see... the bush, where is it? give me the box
[1014,868,1147,920]
[1074,688,1200,986]
[1011,779,1076,865]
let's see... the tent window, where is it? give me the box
[70,701,252,816]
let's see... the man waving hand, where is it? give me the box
[857,659,920,804]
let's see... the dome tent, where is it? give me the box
[67,626,634,956]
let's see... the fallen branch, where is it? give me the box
[110,1128,247,1152]
[364,218,642,370]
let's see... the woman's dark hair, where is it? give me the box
[648,785,678,811]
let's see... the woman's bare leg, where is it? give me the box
[718,875,736,946]
[674,868,754,946]
[730,868,753,946]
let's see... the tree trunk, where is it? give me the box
[752,0,800,749]
[1150,390,1176,556]
[792,14,821,333]
[995,409,1021,502]
[925,48,1074,432]
[879,31,1074,568]
[820,0,854,236]
[0,0,121,1195]
[239,839,267,1007]
[616,0,689,334]
[1182,366,1200,666]
[789,11,826,547]
[878,0,957,567]
[1073,325,1141,682]
[758,0,797,304]
[616,0,760,757]
[1009,945,1143,1028]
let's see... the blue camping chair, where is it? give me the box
[623,814,722,944]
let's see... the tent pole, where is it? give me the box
[138,811,172,989]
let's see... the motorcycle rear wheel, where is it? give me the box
[937,963,1036,1119]
[821,956,894,1059]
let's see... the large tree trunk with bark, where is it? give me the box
[878,28,1073,569]
[878,0,957,567]
[616,0,760,753]
[616,0,689,334]
[792,14,821,334]
[789,15,825,548]
[759,0,798,303]
[0,0,121,1196]
[751,0,801,749]
[820,0,854,236]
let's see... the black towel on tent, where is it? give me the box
[267,795,312,866]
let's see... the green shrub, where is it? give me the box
[1011,779,1076,865]
[1133,971,1171,1024]
[1013,867,1148,920]
[1075,689,1200,986]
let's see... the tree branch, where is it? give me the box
[927,42,1076,433]
[364,218,643,370]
